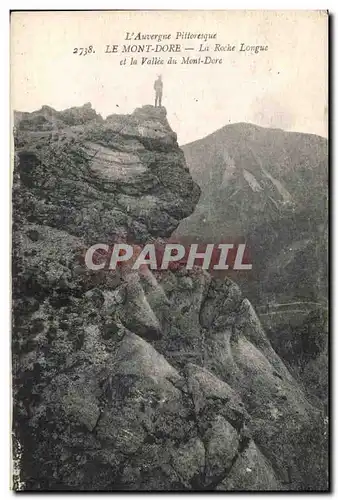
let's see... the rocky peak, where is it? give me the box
[14,105,200,244]
[12,105,327,491]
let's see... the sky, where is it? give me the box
[11,10,328,145]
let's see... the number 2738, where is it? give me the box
[73,46,95,56]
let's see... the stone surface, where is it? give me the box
[12,104,328,491]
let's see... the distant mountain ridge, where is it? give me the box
[177,122,327,299]
[178,122,327,240]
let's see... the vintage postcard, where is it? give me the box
[11,10,328,491]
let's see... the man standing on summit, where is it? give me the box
[154,75,163,107]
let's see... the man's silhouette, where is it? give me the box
[154,75,163,107]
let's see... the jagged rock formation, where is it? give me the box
[12,105,328,491]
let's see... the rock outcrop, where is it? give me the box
[177,123,328,408]
[12,104,328,491]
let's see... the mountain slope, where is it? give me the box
[179,122,327,240]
